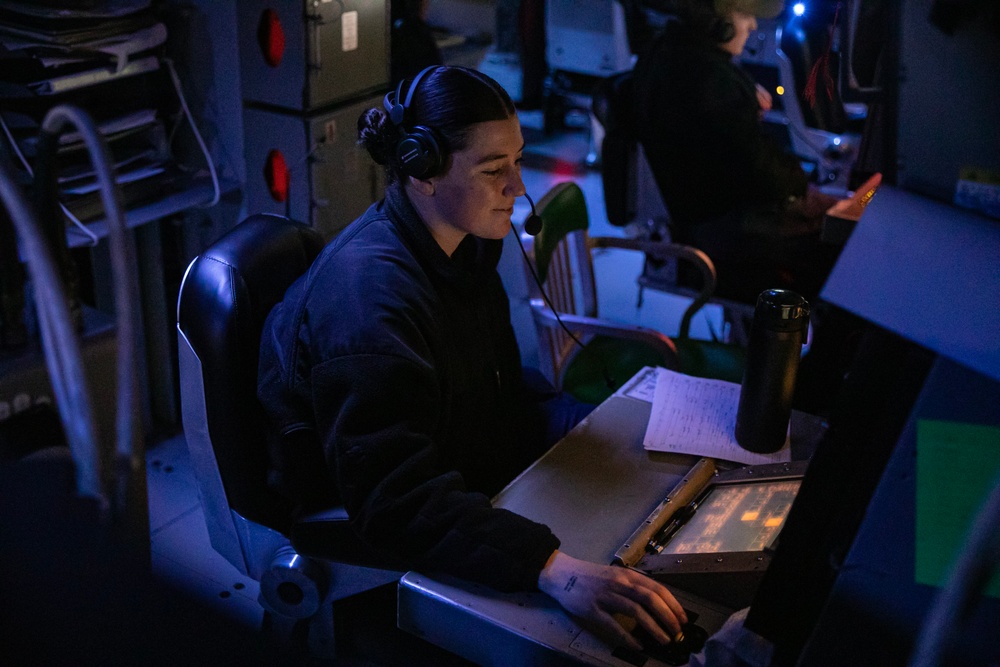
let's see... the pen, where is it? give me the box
[646,501,698,553]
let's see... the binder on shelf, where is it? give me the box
[0,6,157,48]
[29,54,161,96]
[0,11,167,98]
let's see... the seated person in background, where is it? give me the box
[258,65,687,651]
[633,0,841,304]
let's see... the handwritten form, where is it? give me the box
[640,367,791,465]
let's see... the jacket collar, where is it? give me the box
[384,181,504,285]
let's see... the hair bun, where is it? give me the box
[357,107,398,166]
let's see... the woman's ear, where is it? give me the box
[407,174,436,196]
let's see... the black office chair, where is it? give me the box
[176,213,400,657]
[593,70,757,346]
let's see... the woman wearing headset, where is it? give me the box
[258,66,686,651]
[632,0,841,304]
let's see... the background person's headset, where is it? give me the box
[383,66,447,180]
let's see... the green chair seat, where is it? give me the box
[674,338,747,384]
[562,335,675,404]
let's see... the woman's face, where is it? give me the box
[422,115,526,253]
[722,11,758,57]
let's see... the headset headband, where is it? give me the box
[389,66,438,127]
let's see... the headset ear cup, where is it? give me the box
[396,126,443,180]
[385,68,443,180]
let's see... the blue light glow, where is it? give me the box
[792,3,806,16]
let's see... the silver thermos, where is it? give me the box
[735,289,810,454]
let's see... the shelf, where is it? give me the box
[65,174,240,248]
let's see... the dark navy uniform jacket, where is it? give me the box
[258,182,561,592]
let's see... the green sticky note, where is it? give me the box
[916,420,1000,597]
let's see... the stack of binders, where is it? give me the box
[0,0,212,240]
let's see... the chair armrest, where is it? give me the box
[529,299,680,371]
[589,236,718,339]
[290,507,404,570]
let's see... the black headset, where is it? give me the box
[383,66,446,180]
[385,66,544,235]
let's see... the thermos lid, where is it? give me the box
[754,289,810,332]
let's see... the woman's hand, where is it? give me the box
[538,550,688,651]
[755,83,773,116]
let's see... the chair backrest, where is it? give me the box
[526,179,714,340]
[546,0,632,77]
[593,69,638,229]
[176,214,324,571]
[524,181,610,386]
[776,19,847,135]
[530,181,596,316]
[595,69,671,231]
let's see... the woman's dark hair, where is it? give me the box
[358,66,516,182]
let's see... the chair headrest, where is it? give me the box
[179,214,323,336]
[534,182,590,284]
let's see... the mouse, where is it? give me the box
[622,610,707,666]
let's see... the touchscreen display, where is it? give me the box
[660,479,802,554]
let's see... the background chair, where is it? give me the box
[523,182,746,405]
[176,213,399,658]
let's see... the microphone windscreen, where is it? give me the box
[523,213,543,236]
